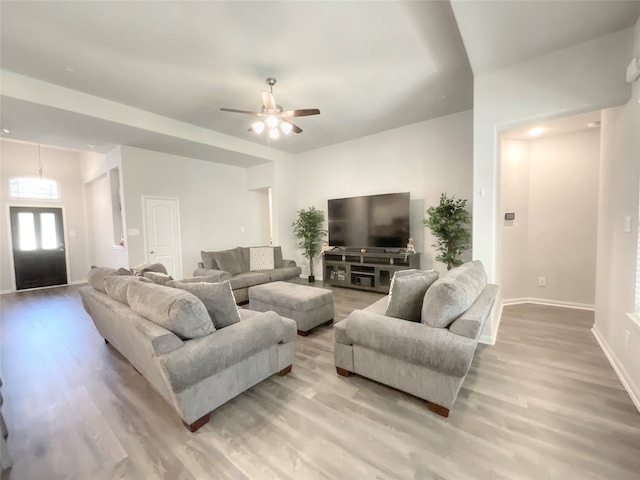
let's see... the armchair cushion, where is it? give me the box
[385,270,438,322]
[171,280,241,329]
[422,260,487,328]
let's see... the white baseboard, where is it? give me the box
[591,325,640,413]
[69,279,87,286]
[0,289,12,295]
[502,297,595,311]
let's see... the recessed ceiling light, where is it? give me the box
[528,127,545,136]
[88,144,97,149]
[0,128,10,135]
[65,67,75,73]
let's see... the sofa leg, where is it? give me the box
[427,401,449,417]
[297,330,309,336]
[278,365,292,376]
[324,319,334,326]
[336,367,351,377]
[104,338,109,344]
[183,412,211,432]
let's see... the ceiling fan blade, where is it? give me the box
[284,108,320,117]
[220,108,260,115]
[284,121,303,134]
[262,91,277,111]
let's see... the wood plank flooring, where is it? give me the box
[1,283,639,479]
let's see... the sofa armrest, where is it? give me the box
[282,259,297,268]
[344,310,477,377]
[159,311,292,392]
[192,267,232,281]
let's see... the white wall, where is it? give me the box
[119,146,265,277]
[501,129,600,306]
[593,15,640,411]
[293,110,474,277]
[473,28,633,342]
[0,140,91,291]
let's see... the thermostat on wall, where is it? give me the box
[504,213,515,221]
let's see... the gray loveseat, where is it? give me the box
[194,246,302,303]
[80,267,297,432]
[334,261,498,417]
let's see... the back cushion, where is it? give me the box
[385,270,439,322]
[422,260,487,328]
[104,275,151,305]
[87,266,117,292]
[213,248,244,275]
[127,281,215,340]
[201,250,219,270]
[143,271,174,285]
[171,280,241,329]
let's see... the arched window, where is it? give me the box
[9,177,59,200]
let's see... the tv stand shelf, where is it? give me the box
[322,251,420,293]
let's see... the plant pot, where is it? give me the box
[308,275,315,283]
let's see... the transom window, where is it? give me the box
[9,177,59,200]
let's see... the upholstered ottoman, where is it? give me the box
[249,281,334,336]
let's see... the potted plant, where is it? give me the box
[292,206,327,282]
[423,193,471,270]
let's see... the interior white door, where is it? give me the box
[144,197,182,278]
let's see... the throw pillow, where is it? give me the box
[87,266,117,292]
[249,246,275,271]
[422,260,488,328]
[104,275,152,305]
[385,270,439,322]
[213,248,244,275]
[171,280,241,329]
[127,282,215,339]
[201,250,219,270]
[143,271,174,285]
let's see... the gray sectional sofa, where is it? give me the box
[334,261,498,417]
[80,267,297,432]
[194,246,302,303]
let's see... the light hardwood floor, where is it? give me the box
[1,283,639,479]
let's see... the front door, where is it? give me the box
[143,197,182,278]
[9,206,68,290]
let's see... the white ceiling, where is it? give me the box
[1,1,638,165]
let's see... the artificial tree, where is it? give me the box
[423,193,471,270]
[292,206,327,282]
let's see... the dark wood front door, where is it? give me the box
[9,206,68,290]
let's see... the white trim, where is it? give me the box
[592,325,640,413]
[69,279,87,286]
[502,296,595,311]
[0,289,13,295]
[626,312,640,329]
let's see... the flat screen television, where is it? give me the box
[328,192,410,249]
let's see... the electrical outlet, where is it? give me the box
[538,277,546,287]
[624,330,631,349]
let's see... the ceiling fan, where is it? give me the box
[221,77,320,139]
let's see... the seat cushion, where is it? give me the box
[171,280,242,329]
[229,271,270,290]
[385,270,439,322]
[422,260,487,328]
[127,282,215,339]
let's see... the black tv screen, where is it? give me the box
[328,192,410,248]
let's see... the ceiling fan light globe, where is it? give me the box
[266,115,279,128]
[269,128,280,140]
[280,122,293,135]
[252,121,265,134]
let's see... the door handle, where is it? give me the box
[150,250,155,254]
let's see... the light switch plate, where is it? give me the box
[128,228,140,236]
[624,216,632,233]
